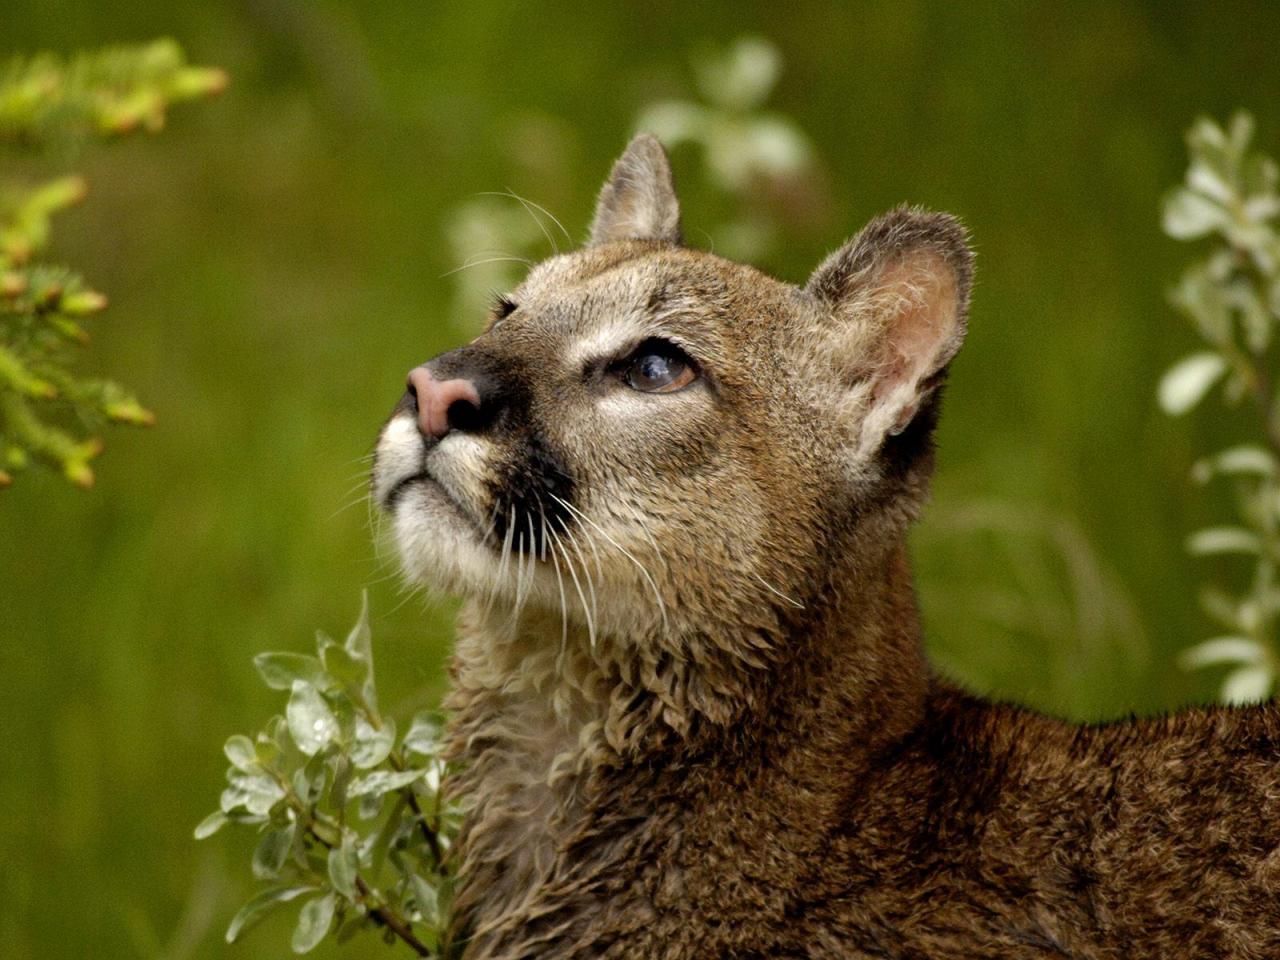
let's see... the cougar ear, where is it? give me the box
[805,207,972,455]
[589,134,682,246]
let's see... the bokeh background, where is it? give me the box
[3,2,1279,957]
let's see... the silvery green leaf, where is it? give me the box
[358,791,385,821]
[225,885,317,944]
[1226,111,1255,157]
[409,873,440,926]
[287,680,340,756]
[1188,114,1228,152]
[220,785,252,814]
[1186,526,1262,556]
[252,821,298,880]
[291,891,337,954]
[695,35,780,111]
[365,798,409,877]
[254,731,281,768]
[343,591,378,713]
[331,753,354,810]
[193,810,227,840]
[223,734,258,772]
[237,775,286,816]
[327,691,358,744]
[1243,193,1280,223]
[1178,636,1264,670]
[347,768,429,799]
[1169,267,1230,346]
[288,762,318,807]
[434,875,455,931]
[1157,352,1227,415]
[1162,187,1228,240]
[290,748,332,808]
[404,712,445,757]
[264,714,292,755]
[352,716,396,769]
[322,644,368,700]
[327,836,360,900]
[1221,664,1273,706]
[745,115,810,177]
[422,762,443,794]
[634,100,707,146]
[254,652,330,692]
[1230,281,1273,353]
[1187,158,1234,205]
[1191,445,1277,484]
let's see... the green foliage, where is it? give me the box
[444,36,815,328]
[0,40,224,488]
[198,596,462,957]
[1160,112,1280,703]
[636,35,813,260]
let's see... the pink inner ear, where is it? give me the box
[873,253,962,396]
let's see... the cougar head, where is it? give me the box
[373,135,972,647]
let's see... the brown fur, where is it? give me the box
[373,135,1280,958]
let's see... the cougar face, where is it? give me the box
[373,135,971,647]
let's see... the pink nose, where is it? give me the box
[406,366,481,440]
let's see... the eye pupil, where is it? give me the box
[639,354,669,384]
[619,341,696,393]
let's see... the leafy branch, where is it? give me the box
[0,40,224,488]
[1158,112,1280,702]
[197,596,464,957]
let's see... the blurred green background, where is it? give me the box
[3,1,1279,956]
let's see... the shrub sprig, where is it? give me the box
[197,596,463,956]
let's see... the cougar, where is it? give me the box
[373,135,1280,959]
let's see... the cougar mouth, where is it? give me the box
[385,466,498,545]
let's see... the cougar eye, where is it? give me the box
[619,339,697,393]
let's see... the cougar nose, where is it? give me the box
[405,366,482,440]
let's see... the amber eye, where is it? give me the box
[620,340,697,393]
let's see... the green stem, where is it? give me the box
[270,769,433,957]
[356,703,448,872]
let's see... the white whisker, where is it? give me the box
[440,255,533,279]
[549,493,669,634]
[479,189,574,247]
[564,529,600,640]
[539,503,569,654]
[551,525,595,649]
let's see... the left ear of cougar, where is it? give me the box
[805,206,973,456]
[589,133,683,246]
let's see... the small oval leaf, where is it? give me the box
[1186,526,1262,556]
[327,838,360,900]
[252,821,298,880]
[1222,665,1273,706]
[347,768,428,799]
[223,734,258,772]
[291,892,337,954]
[1178,636,1264,670]
[1158,352,1227,415]
[225,886,316,944]
[286,681,340,756]
[254,652,331,691]
[193,810,227,840]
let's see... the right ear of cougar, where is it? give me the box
[804,207,973,459]
[588,133,683,246]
